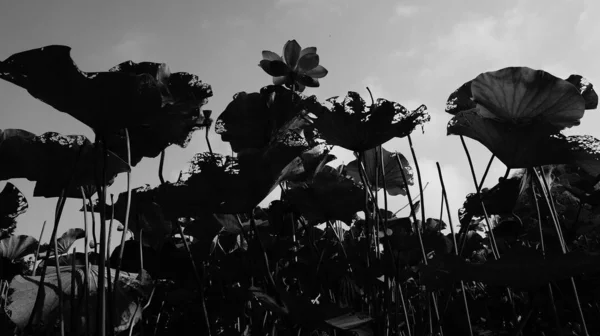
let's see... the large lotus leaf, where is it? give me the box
[346,146,413,196]
[0,182,28,230]
[0,129,130,198]
[0,235,38,260]
[215,85,322,154]
[0,46,212,134]
[286,167,365,224]
[421,246,600,289]
[447,111,600,169]
[0,45,162,131]
[445,67,596,131]
[104,62,213,166]
[309,92,430,152]
[5,266,153,333]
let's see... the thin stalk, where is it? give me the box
[537,167,567,249]
[70,248,78,336]
[158,150,166,184]
[459,136,500,259]
[27,189,68,329]
[106,193,115,330]
[395,152,442,334]
[477,155,495,191]
[139,229,144,274]
[530,175,561,332]
[205,122,214,156]
[32,220,47,275]
[392,182,429,217]
[96,137,109,336]
[436,162,473,336]
[53,231,65,336]
[114,128,133,304]
[81,187,91,336]
[90,197,98,254]
[176,222,211,336]
[533,168,588,335]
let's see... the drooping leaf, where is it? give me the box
[346,146,413,196]
[0,129,130,198]
[5,266,153,333]
[286,167,365,224]
[309,92,430,152]
[0,235,38,260]
[0,182,28,232]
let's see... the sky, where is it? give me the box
[1,0,600,253]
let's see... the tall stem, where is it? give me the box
[459,136,500,259]
[436,162,473,336]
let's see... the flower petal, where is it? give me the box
[262,51,282,61]
[297,75,319,88]
[297,53,319,72]
[305,65,328,79]
[283,40,301,68]
[273,76,287,85]
[295,83,306,93]
[259,60,290,77]
[299,47,317,60]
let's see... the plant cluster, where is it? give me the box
[1,40,600,336]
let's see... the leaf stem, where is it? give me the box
[459,135,500,259]
[436,162,473,336]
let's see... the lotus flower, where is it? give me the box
[259,40,328,92]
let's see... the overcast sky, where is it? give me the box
[1,0,599,250]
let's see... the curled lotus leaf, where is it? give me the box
[309,91,430,152]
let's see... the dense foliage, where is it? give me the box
[1,40,600,336]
